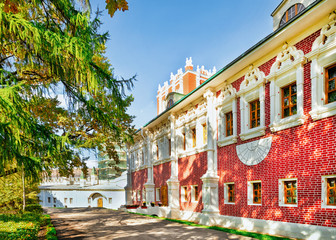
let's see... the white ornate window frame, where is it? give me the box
[308,12,336,121]
[238,67,266,141]
[321,175,336,209]
[279,178,298,207]
[217,84,238,146]
[269,44,306,132]
[223,182,235,205]
[247,180,262,206]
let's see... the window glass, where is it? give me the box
[284,180,297,204]
[228,184,235,203]
[282,83,297,118]
[250,100,260,128]
[253,182,261,204]
[279,3,305,28]
[327,178,336,205]
[326,65,336,103]
[225,112,233,136]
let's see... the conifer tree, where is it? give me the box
[0,0,134,185]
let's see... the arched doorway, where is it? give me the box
[88,192,107,208]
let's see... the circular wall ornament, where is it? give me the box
[236,137,272,166]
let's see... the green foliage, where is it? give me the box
[0,0,135,180]
[0,212,43,239]
[25,204,43,214]
[0,171,39,211]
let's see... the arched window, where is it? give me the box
[166,99,174,109]
[279,3,305,27]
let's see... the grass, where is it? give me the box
[0,212,57,240]
[130,212,295,240]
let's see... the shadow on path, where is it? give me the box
[47,208,256,240]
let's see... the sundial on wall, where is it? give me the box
[236,137,272,166]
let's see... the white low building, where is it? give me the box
[39,170,127,209]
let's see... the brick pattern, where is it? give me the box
[153,162,171,203]
[217,30,336,228]
[131,169,148,205]
[178,152,207,212]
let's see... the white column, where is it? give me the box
[167,114,180,218]
[201,89,219,215]
[144,131,155,204]
[124,147,133,205]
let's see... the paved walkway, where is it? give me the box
[46,208,256,240]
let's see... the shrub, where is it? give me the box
[25,204,43,214]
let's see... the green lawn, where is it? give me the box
[0,212,57,240]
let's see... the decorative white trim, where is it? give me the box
[269,44,306,132]
[309,12,336,121]
[236,137,272,166]
[247,180,262,206]
[223,182,235,205]
[321,175,336,209]
[238,67,266,141]
[217,84,238,146]
[278,178,298,207]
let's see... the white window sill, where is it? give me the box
[270,114,305,132]
[310,101,336,121]
[153,157,172,166]
[224,202,235,205]
[178,145,209,158]
[240,126,266,141]
[279,203,298,207]
[248,203,262,206]
[218,135,238,147]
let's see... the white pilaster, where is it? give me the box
[167,114,180,217]
[201,89,219,215]
[125,147,133,205]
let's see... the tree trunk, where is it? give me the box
[22,163,26,211]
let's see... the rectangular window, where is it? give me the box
[282,82,297,118]
[202,123,207,144]
[156,188,160,201]
[109,198,112,204]
[253,182,261,204]
[64,198,67,204]
[156,144,159,159]
[168,139,171,156]
[326,64,336,104]
[70,198,73,204]
[327,177,336,206]
[182,132,186,150]
[250,100,260,128]
[284,180,297,204]
[181,186,188,202]
[225,112,233,136]
[191,127,196,148]
[228,183,235,203]
[191,185,199,202]
[48,197,51,203]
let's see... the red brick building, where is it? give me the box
[125,0,336,239]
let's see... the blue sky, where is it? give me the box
[89,0,280,129]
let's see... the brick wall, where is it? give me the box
[178,152,207,212]
[217,29,336,228]
[153,162,171,203]
[131,169,148,205]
